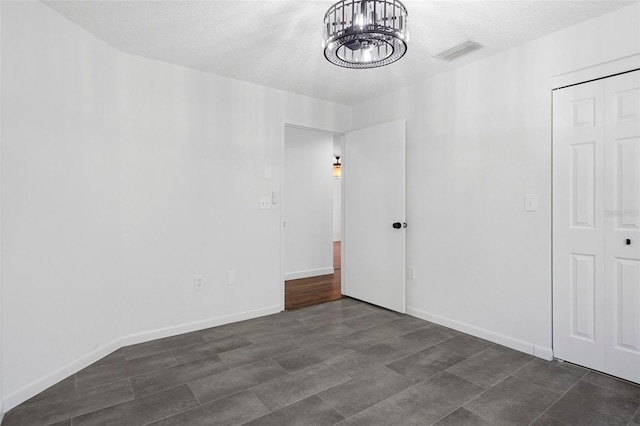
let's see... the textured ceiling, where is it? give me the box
[44,0,635,105]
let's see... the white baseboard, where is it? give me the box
[2,305,281,412]
[534,345,554,361]
[118,305,281,348]
[2,336,122,412]
[284,267,334,281]
[406,306,553,361]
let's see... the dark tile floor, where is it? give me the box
[3,298,640,426]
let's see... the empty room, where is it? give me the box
[1,0,640,425]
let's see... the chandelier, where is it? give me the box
[323,0,408,69]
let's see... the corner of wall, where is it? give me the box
[407,306,554,360]
[1,304,281,413]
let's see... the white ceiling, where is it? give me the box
[44,0,635,106]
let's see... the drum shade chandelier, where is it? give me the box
[323,0,408,69]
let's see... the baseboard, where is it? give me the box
[2,304,281,413]
[118,305,281,348]
[3,337,122,412]
[406,306,553,361]
[284,267,334,281]
[534,345,554,361]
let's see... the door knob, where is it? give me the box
[392,222,407,229]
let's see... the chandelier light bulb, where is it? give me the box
[362,47,372,62]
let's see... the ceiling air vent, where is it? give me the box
[432,40,483,61]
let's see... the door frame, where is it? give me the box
[550,54,640,359]
[279,121,345,311]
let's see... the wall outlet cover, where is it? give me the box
[525,194,538,212]
[407,266,416,280]
[259,196,271,210]
[194,274,204,290]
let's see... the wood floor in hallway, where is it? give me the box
[285,241,341,310]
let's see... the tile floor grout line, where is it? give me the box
[76,354,179,389]
[124,355,225,398]
[429,404,489,426]
[444,367,492,391]
[580,370,640,401]
[185,382,202,406]
[137,392,203,426]
[432,337,491,359]
[630,405,640,426]
[131,381,203,401]
[509,356,537,376]
[525,377,583,425]
[458,367,517,417]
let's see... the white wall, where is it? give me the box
[1,1,351,412]
[352,3,640,357]
[284,127,334,279]
[333,135,342,242]
[333,180,342,242]
[1,0,123,407]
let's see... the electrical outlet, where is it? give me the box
[194,274,204,290]
[525,194,538,212]
[407,266,416,280]
[259,196,271,210]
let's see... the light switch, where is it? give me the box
[525,194,538,212]
[272,191,279,204]
[264,166,272,179]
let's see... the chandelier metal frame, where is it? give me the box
[323,0,408,69]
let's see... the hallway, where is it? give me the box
[285,242,341,310]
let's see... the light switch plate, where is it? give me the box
[407,266,416,280]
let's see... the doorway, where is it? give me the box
[283,126,343,310]
[281,119,407,313]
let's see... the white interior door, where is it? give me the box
[553,69,640,384]
[603,70,640,383]
[343,119,406,313]
[553,78,606,371]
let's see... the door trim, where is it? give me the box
[552,54,640,90]
[551,55,640,363]
[280,121,345,312]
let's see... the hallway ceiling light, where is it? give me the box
[333,156,342,178]
[323,0,408,69]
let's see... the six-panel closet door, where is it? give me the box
[553,70,640,384]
